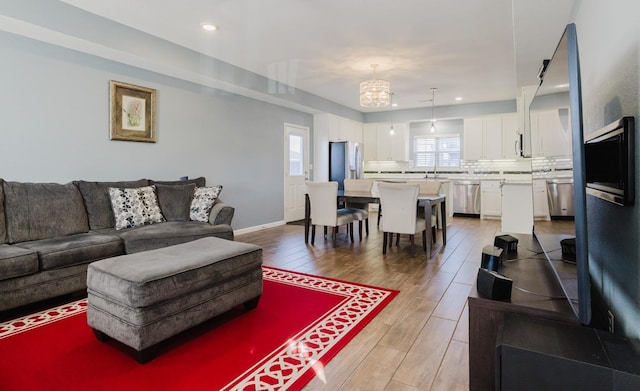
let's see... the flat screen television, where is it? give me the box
[531,23,591,325]
[584,116,635,206]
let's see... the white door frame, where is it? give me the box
[284,123,310,222]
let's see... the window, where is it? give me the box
[414,134,461,168]
[288,134,304,175]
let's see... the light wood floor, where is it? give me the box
[236,217,574,391]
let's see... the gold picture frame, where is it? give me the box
[110,81,157,143]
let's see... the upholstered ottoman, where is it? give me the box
[86,237,262,363]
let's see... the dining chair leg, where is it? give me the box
[332,227,337,245]
[365,218,369,236]
[382,232,388,254]
[422,230,427,252]
[311,225,316,245]
[324,226,328,239]
[432,226,437,243]
[358,221,363,241]
[377,207,382,227]
[349,223,355,242]
[409,234,415,257]
[396,233,400,246]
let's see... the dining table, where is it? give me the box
[304,190,447,257]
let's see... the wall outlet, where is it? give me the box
[608,310,615,333]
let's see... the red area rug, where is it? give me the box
[0,267,397,390]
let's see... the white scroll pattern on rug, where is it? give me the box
[0,300,88,339]
[222,267,395,391]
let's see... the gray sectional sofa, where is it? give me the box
[0,177,235,312]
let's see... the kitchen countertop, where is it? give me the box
[364,171,573,183]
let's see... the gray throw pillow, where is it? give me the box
[3,181,89,243]
[76,179,150,230]
[155,183,196,221]
[190,186,223,222]
[151,176,206,188]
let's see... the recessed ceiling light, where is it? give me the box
[455,97,463,101]
[201,23,218,31]
[392,103,398,107]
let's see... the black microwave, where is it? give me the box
[584,116,634,205]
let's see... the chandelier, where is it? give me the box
[360,64,390,108]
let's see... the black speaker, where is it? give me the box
[494,234,518,254]
[481,245,503,271]
[477,268,512,300]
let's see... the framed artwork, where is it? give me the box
[110,81,157,142]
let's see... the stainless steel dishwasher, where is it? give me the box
[546,178,574,217]
[453,180,481,216]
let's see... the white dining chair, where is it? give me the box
[418,181,441,243]
[306,181,357,246]
[418,181,442,196]
[377,183,427,256]
[343,179,373,240]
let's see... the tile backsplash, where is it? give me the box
[364,156,573,177]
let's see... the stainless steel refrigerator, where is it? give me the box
[329,141,364,190]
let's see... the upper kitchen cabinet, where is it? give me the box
[464,114,525,160]
[530,108,572,157]
[463,116,503,160]
[314,113,363,143]
[378,122,408,161]
[501,114,521,159]
[363,122,408,161]
[363,123,378,161]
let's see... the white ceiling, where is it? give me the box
[61,0,575,113]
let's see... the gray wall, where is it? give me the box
[573,0,640,348]
[0,32,312,230]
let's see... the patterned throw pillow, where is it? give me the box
[108,185,166,230]
[190,185,223,222]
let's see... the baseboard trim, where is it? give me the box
[234,220,286,235]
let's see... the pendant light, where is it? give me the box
[389,93,395,135]
[430,88,437,133]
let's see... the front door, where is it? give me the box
[284,123,310,222]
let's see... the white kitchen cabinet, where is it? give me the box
[483,117,503,159]
[501,182,534,234]
[363,122,408,161]
[463,118,483,160]
[501,114,521,159]
[481,180,502,219]
[338,117,363,143]
[363,123,378,161]
[530,108,572,157]
[533,179,550,220]
[314,113,363,143]
[518,85,538,158]
[463,116,503,160]
[314,113,363,182]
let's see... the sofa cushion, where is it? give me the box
[16,232,124,271]
[76,179,149,230]
[113,221,234,253]
[3,182,89,244]
[0,244,39,280]
[190,186,223,222]
[0,179,6,244]
[155,183,196,222]
[0,263,89,312]
[150,176,206,188]
[108,186,165,230]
